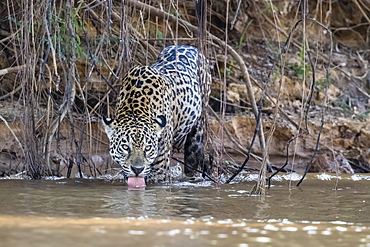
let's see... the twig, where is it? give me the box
[43,0,78,175]
[230,0,243,30]
[267,131,307,187]
[296,17,333,187]
[226,112,261,184]
[220,0,230,179]
[0,64,27,76]
[0,32,16,44]
[0,115,25,156]
[82,5,119,95]
[0,84,22,101]
[353,0,370,23]
[210,93,265,184]
[215,73,301,130]
[208,106,263,162]
[262,14,333,186]
[249,56,275,195]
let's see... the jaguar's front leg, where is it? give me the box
[184,119,208,177]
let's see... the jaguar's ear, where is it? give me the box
[102,116,115,139]
[154,115,166,136]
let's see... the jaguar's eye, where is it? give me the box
[144,146,151,151]
[122,145,129,150]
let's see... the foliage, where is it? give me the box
[292,44,311,80]
[238,20,253,52]
[357,110,370,122]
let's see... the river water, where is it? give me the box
[0,173,370,246]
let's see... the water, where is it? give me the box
[1,173,370,246]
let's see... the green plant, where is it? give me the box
[316,80,326,89]
[263,1,278,15]
[293,44,311,80]
[332,99,352,112]
[168,8,181,18]
[220,60,235,79]
[272,69,281,81]
[51,8,85,59]
[357,110,370,122]
[238,20,253,52]
[156,29,165,47]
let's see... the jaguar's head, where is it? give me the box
[102,115,166,187]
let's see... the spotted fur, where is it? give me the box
[103,45,211,182]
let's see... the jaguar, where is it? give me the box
[103,45,211,187]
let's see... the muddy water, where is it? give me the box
[0,174,370,246]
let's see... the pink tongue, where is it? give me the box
[127,177,146,188]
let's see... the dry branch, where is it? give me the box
[208,106,263,163]
[0,115,25,156]
[0,85,22,101]
[0,64,27,76]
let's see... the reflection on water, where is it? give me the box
[0,173,370,246]
[1,216,370,247]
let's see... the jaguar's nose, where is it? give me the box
[131,166,144,176]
